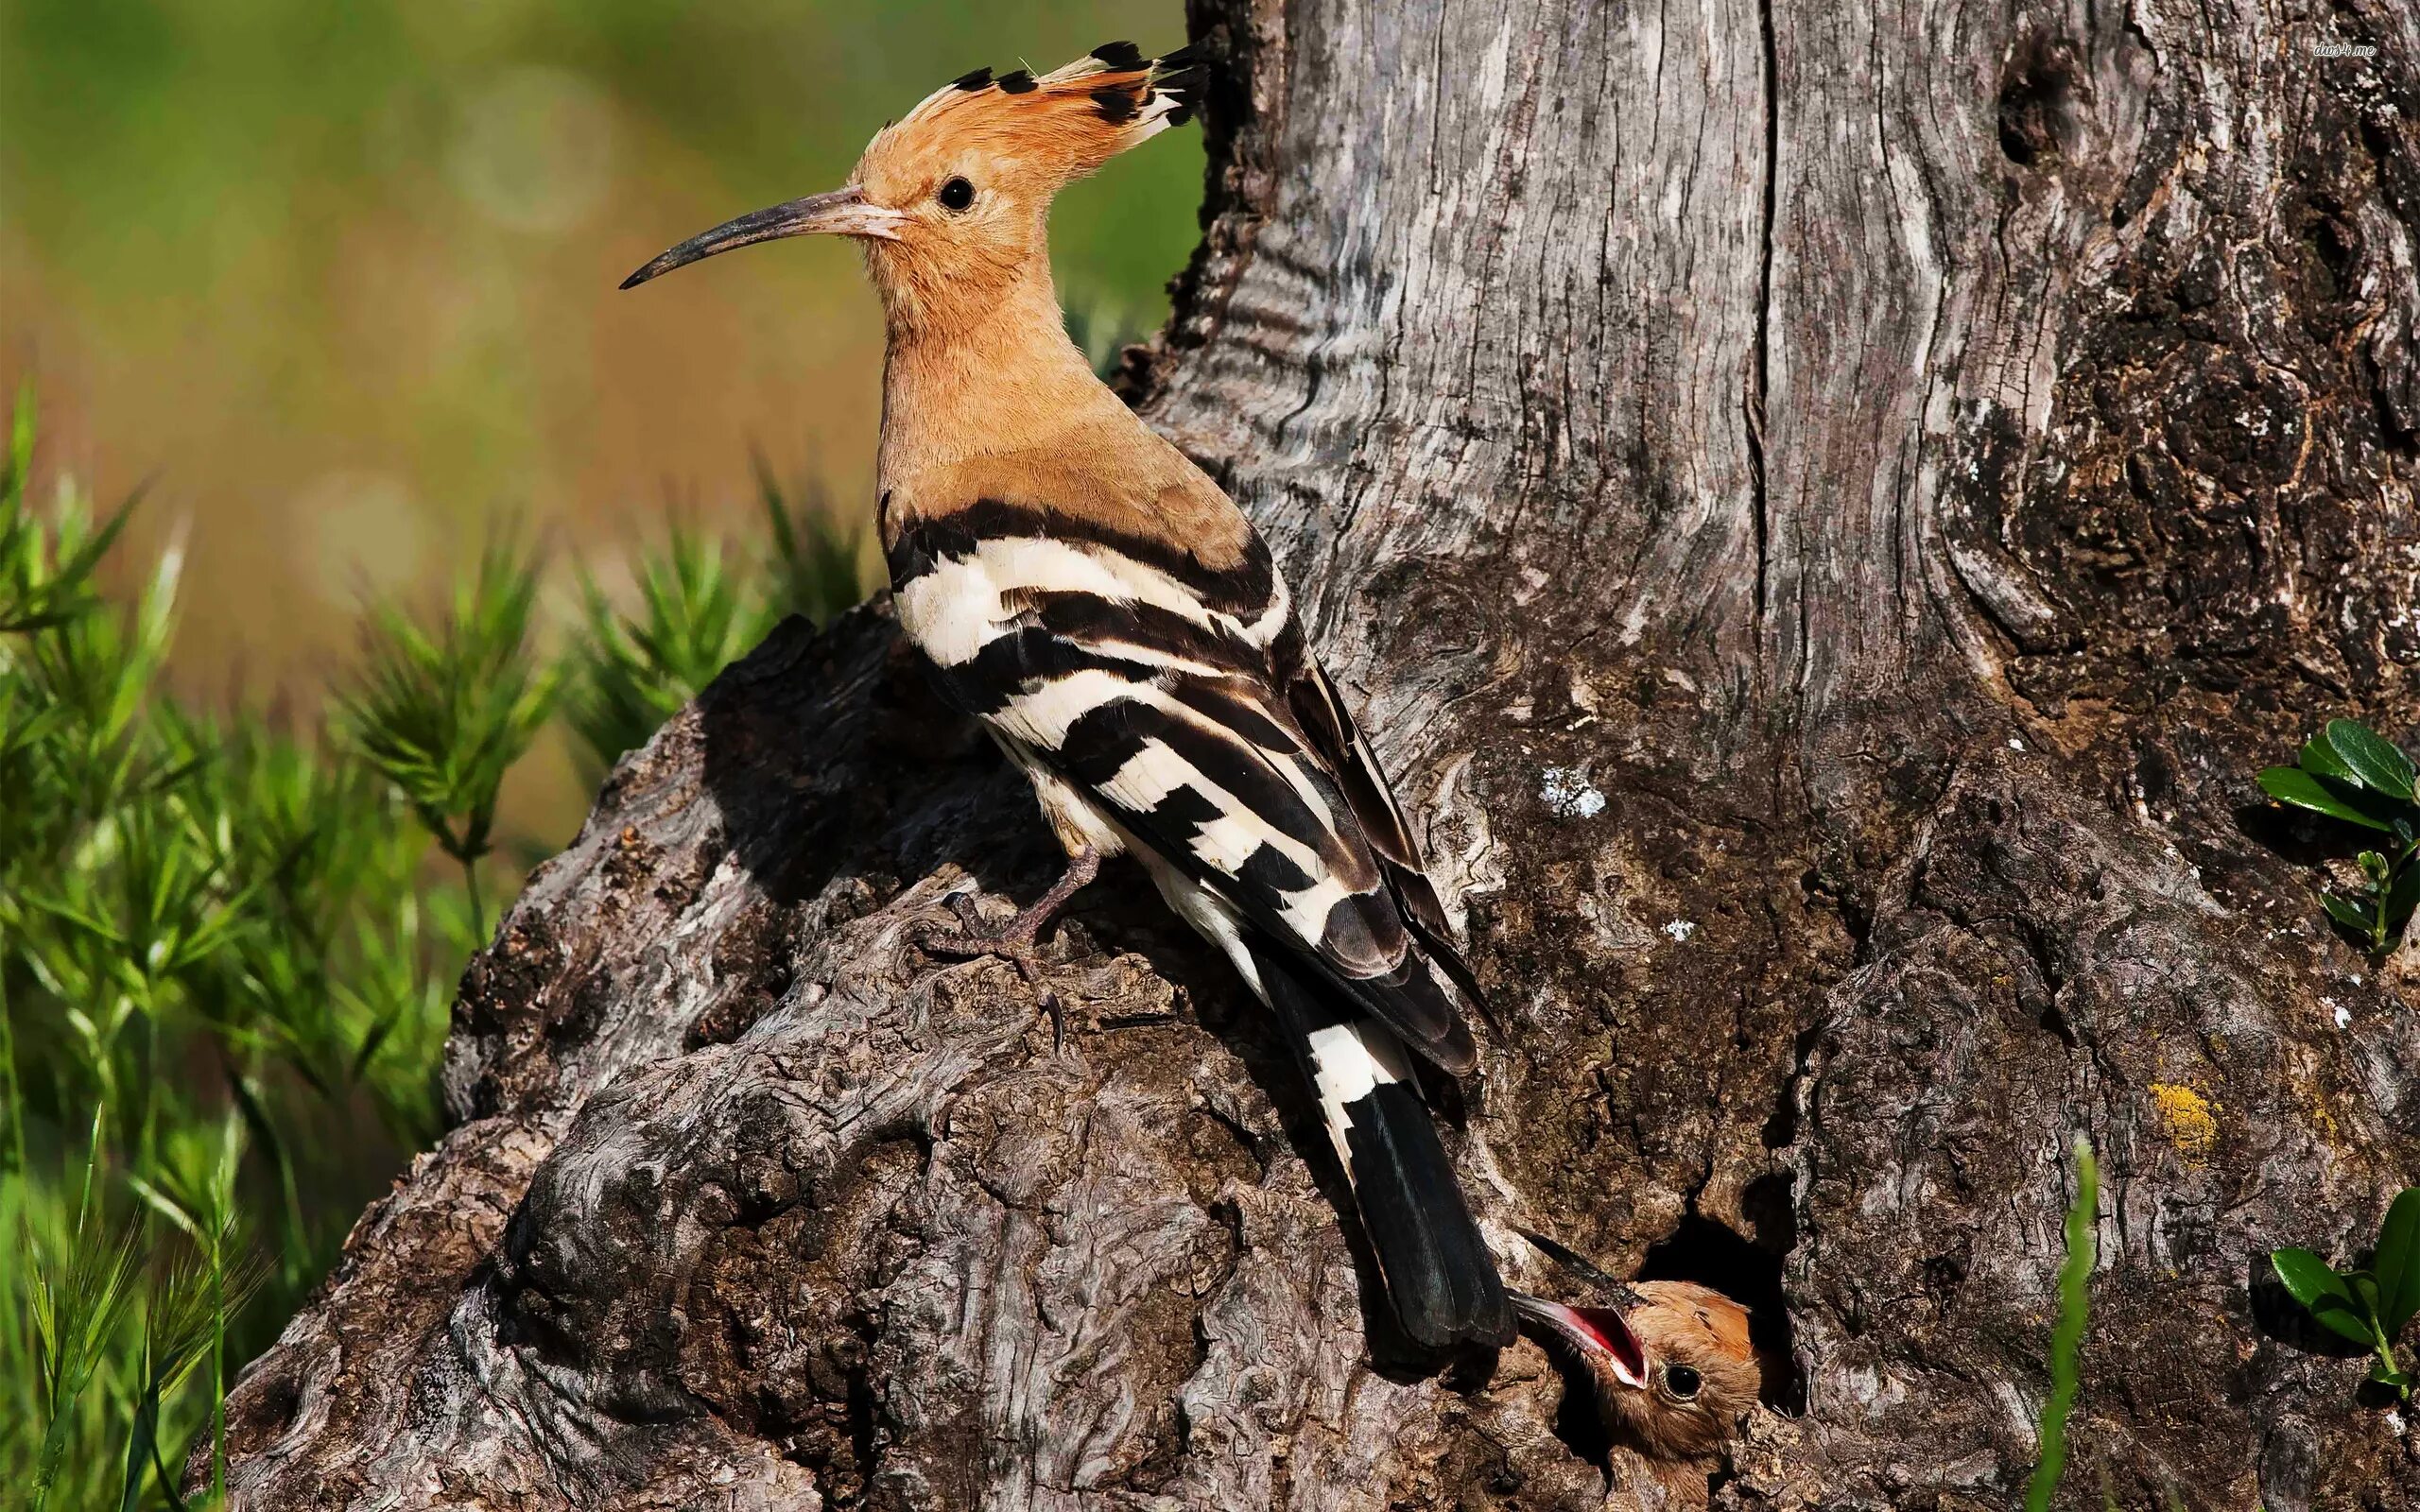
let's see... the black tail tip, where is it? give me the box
[1345,1083,1516,1352]
[1090,40,1146,70]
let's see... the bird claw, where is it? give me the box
[914,894,1072,1052]
[945,888,1020,941]
[914,928,1040,980]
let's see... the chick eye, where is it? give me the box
[936,177,976,212]
[1662,1363,1703,1400]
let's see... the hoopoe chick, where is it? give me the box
[622,43,1514,1352]
[1511,1231,1767,1496]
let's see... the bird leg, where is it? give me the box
[919,847,1101,1047]
[942,845,1101,950]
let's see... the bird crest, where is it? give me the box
[860,42,1203,198]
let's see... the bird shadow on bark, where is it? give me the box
[691,611,1032,914]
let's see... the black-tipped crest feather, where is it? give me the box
[1516,1227,1633,1297]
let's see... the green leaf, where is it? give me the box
[2321,892,2377,940]
[2386,864,2420,937]
[2312,1295,2383,1348]
[2379,1190,2420,1338]
[124,1174,203,1243]
[2273,1247,2379,1346]
[2273,1247,2357,1311]
[2300,738,2360,785]
[2327,719,2416,802]
[2258,766,2394,832]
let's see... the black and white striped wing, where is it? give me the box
[1279,652,1492,1013]
[890,502,1477,1073]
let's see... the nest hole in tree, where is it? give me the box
[1637,1190,1805,1415]
[1996,35,2083,167]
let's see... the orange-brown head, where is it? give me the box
[1512,1281,1763,1463]
[621,42,1201,338]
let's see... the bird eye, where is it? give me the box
[1662,1363,1703,1400]
[936,177,976,212]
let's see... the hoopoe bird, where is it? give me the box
[1510,1230,1767,1488]
[621,43,1514,1351]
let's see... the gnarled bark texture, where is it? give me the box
[217,0,2420,1504]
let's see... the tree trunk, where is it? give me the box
[216,0,2420,1504]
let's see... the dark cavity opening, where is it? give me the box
[1996,37,2082,167]
[1637,1190,1805,1414]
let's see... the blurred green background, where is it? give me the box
[1,0,1199,838]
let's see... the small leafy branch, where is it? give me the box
[564,468,862,777]
[335,539,561,942]
[2256,718,2420,954]
[2271,1188,2420,1400]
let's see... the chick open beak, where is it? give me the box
[1510,1291,1651,1389]
[620,185,907,290]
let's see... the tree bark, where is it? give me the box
[218,0,2420,1505]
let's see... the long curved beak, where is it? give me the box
[619,186,906,290]
[1510,1291,1651,1389]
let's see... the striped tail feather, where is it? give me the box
[1249,940,1513,1351]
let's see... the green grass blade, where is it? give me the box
[28,1216,141,1506]
[221,1070,306,1287]
[150,1434,194,1512]
[116,1380,162,1512]
[0,961,26,1181]
[2026,1135,2099,1512]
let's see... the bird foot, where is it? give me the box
[912,850,1102,1051]
[918,893,1050,970]
[915,892,1070,1048]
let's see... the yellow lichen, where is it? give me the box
[2148,1082,2220,1167]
